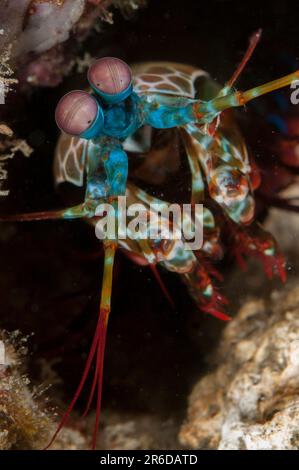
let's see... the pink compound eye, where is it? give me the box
[55,90,98,136]
[87,57,132,96]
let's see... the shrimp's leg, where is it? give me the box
[203,70,299,117]
[46,240,117,450]
[179,127,205,204]
[183,122,255,225]
[181,253,230,321]
[229,223,286,282]
[0,204,88,222]
[46,140,128,448]
[48,140,129,447]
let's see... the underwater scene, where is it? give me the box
[0,0,299,456]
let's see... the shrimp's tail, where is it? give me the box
[45,241,117,450]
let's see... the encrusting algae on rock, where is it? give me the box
[180,282,299,450]
[0,330,91,450]
[0,330,51,449]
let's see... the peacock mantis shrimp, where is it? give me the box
[0,31,297,448]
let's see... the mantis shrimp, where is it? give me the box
[0,31,297,448]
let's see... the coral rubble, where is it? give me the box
[0,330,51,449]
[0,0,147,88]
[180,282,299,450]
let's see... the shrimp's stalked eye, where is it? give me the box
[55,90,104,139]
[88,57,132,104]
